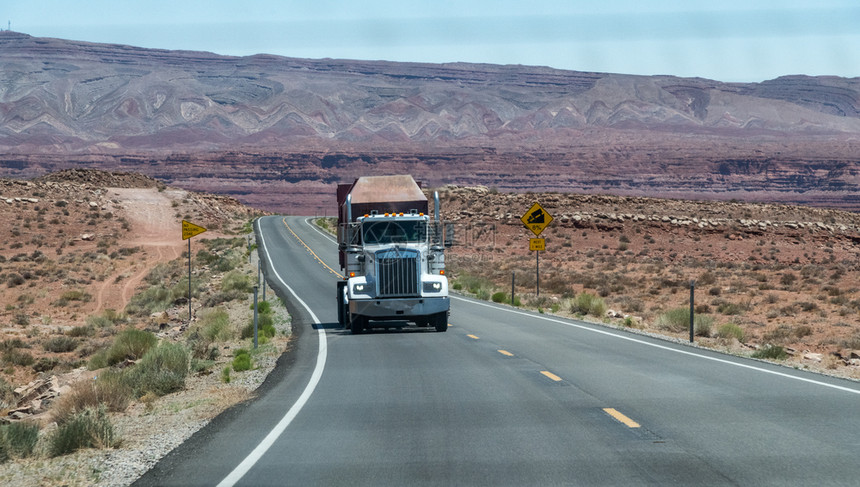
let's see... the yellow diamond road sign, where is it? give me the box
[521,202,553,236]
[182,220,207,240]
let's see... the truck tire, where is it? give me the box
[433,312,448,332]
[336,281,347,328]
[350,313,365,334]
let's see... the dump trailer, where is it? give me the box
[336,175,451,333]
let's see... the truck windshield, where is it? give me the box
[363,220,426,245]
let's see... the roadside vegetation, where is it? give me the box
[0,229,292,465]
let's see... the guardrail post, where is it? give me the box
[253,285,259,349]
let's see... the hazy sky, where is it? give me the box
[6,0,859,82]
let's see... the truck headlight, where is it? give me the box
[422,281,443,293]
[352,283,368,294]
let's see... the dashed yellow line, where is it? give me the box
[603,408,641,428]
[540,370,563,382]
[282,218,343,278]
[467,334,480,340]
[498,350,514,357]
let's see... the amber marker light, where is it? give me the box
[439,270,445,275]
[349,272,356,277]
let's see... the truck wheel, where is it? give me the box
[350,314,365,334]
[336,281,347,327]
[433,312,448,332]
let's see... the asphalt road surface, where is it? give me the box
[135,215,860,486]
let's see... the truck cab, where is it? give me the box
[336,176,451,333]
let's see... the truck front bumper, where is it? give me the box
[350,296,449,320]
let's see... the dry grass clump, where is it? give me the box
[48,405,118,457]
[51,371,131,425]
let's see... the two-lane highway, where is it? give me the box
[136,215,860,486]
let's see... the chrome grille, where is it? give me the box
[376,249,419,297]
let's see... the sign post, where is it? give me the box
[182,220,207,322]
[521,203,553,297]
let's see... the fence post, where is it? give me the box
[689,280,695,343]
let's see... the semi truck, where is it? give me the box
[336,175,451,333]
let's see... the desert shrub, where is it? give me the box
[614,295,644,313]
[87,349,109,370]
[780,272,797,286]
[60,290,92,302]
[126,285,172,316]
[67,325,95,337]
[232,349,252,372]
[204,237,245,252]
[6,273,25,288]
[655,308,714,336]
[763,325,792,343]
[698,271,717,286]
[793,325,814,338]
[694,316,713,337]
[571,292,607,317]
[187,332,218,361]
[0,378,15,409]
[123,342,189,397]
[222,271,252,293]
[717,301,745,315]
[0,339,27,351]
[1,422,39,459]
[221,366,231,383]
[3,349,35,367]
[798,301,818,312]
[491,292,507,303]
[456,274,494,299]
[13,312,30,326]
[195,249,219,265]
[254,301,271,314]
[33,357,60,372]
[144,261,184,286]
[840,333,860,350]
[51,371,131,425]
[214,257,239,273]
[752,345,788,360]
[49,405,117,457]
[86,309,126,328]
[44,336,79,353]
[241,314,276,340]
[107,329,157,365]
[716,323,745,342]
[202,289,245,307]
[198,308,233,342]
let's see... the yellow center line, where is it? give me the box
[282,218,343,278]
[603,408,641,428]
[498,350,514,357]
[467,334,479,340]
[540,370,563,382]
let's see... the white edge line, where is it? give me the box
[217,217,328,487]
[304,216,338,243]
[453,295,860,396]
